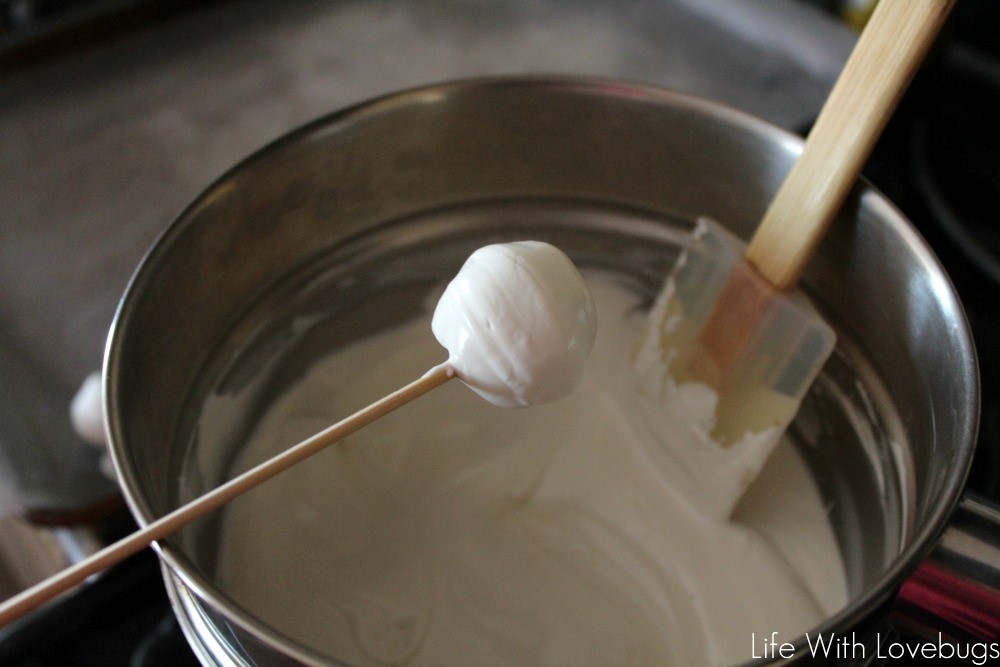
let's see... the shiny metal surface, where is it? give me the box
[104,78,979,665]
[893,494,1000,644]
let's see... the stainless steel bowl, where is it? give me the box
[105,78,982,665]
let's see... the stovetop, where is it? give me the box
[863,17,1000,501]
[0,547,197,667]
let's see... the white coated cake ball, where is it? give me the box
[432,241,596,407]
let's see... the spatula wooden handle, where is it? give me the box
[745,0,955,290]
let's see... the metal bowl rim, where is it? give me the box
[103,74,980,666]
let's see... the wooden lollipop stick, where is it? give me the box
[0,365,453,627]
[745,0,955,289]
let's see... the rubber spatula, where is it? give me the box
[643,0,955,520]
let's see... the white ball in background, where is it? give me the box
[70,371,107,447]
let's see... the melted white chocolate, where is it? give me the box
[211,275,847,667]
